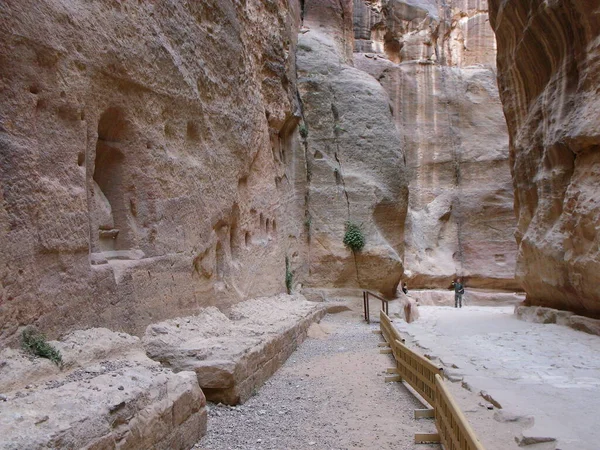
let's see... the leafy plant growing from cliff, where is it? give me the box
[299,123,308,139]
[285,256,293,294]
[21,327,63,367]
[343,221,365,252]
[304,214,312,234]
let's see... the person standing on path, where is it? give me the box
[452,278,465,308]
[401,282,408,295]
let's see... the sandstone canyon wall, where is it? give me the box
[0,0,529,345]
[298,0,409,297]
[0,0,310,343]
[489,1,600,317]
[353,0,520,290]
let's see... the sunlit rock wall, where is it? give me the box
[354,0,519,290]
[0,0,308,344]
[299,0,409,297]
[489,0,600,317]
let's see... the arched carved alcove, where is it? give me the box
[91,107,135,254]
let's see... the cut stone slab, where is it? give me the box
[143,294,327,405]
[0,328,206,450]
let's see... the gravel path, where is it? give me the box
[197,309,439,450]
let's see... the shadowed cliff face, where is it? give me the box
[298,0,409,297]
[0,0,308,343]
[489,1,600,317]
[354,0,519,290]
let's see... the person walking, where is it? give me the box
[452,278,465,308]
[401,282,408,295]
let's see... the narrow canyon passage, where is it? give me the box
[198,306,439,450]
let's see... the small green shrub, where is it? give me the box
[299,123,308,139]
[21,327,62,366]
[304,215,312,230]
[285,256,293,294]
[343,221,365,252]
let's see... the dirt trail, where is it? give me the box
[197,305,439,450]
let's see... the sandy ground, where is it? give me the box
[198,308,439,450]
[394,305,600,450]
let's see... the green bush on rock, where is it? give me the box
[343,221,365,252]
[21,327,63,367]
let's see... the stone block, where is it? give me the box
[0,328,205,450]
[143,294,326,405]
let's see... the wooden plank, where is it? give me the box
[379,348,393,354]
[414,433,440,444]
[393,341,438,406]
[384,375,401,382]
[436,406,461,450]
[394,340,439,387]
[372,330,382,335]
[386,367,399,374]
[396,353,436,392]
[414,409,435,419]
[377,342,391,347]
[435,374,486,450]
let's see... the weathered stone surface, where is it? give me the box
[515,305,600,336]
[299,0,409,297]
[143,294,326,405]
[353,0,496,67]
[488,0,600,318]
[514,305,575,327]
[353,0,519,291]
[388,292,420,322]
[0,0,311,344]
[0,328,205,449]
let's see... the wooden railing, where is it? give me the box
[434,374,485,450]
[379,310,486,450]
[391,337,441,408]
[380,308,403,345]
[363,290,389,323]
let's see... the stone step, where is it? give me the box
[0,328,206,450]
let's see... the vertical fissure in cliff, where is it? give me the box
[331,99,360,283]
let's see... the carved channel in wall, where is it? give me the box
[90,107,143,263]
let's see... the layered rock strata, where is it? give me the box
[488,1,600,317]
[143,294,326,405]
[0,0,308,344]
[353,0,519,290]
[0,328,206,449]
[298,0,409,297]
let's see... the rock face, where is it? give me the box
[298,0,409,297]
[488,1,600,318]
[0,328,206,449]
[353,0,519,290]
[142,294,326,404]
[0,1,309,344]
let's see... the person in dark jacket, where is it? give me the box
[452,278,465,308]
[401,282,408,295]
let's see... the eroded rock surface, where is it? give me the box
[0,328,205,449]
[488,0,600,317]
[0,0,308,344]
[353,0,519,290]
[143,294,326,404]
[299,0,409,297]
